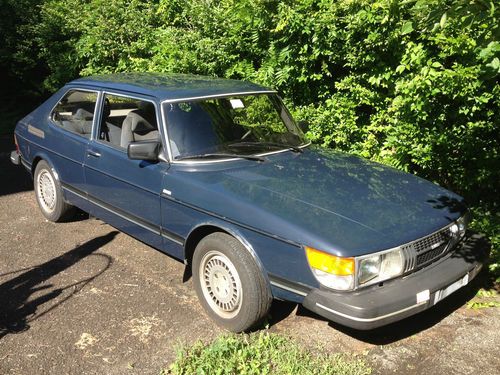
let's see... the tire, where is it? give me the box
[34,160,75,222]
[192,232,272,332]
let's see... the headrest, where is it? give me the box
[73,108,93,121]
[129,112,155,134]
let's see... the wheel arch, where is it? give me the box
[184,222,271,294]
[31,152,60,181]
[31,156,43,177]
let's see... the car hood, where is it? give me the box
[168,147,466,256]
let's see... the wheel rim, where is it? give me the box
[37,169,57,213]
[199,250,242,319]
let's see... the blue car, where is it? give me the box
[11,73,485,332]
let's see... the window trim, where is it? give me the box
[93,90,165,155]
[48,88,101,139]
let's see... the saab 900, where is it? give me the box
[11,73,485,332]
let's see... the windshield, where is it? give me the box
[163,94,307,160]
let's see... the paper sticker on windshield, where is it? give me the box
[230,99,245,109]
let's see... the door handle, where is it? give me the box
[87,150,101,158]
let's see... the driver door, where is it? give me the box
[84,91,168,249]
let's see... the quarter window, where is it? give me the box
[98,94,159,149]
[51,90,98,138]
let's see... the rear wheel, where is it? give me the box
[34,160,75,222]
[192,232,271,332]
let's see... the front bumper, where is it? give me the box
[302,234,488,330]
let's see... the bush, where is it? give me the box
[166,332,371,375]
[33,0,498,208]
[0,0,48,134]
[470,206,500,283]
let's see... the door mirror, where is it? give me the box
[127,140,161,161]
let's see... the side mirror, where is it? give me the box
[297,120,309,133]
[127,140,161,161]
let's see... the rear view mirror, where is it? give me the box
[127,140,161,161]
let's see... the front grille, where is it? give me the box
[401,225,456,273]
[416,243,448,266]
[414,230,449,253]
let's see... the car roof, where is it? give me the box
[71,72,275,101]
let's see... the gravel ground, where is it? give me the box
[1,136,499,374]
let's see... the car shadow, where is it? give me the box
[0,135,32,196]
[266,299,299,327]
[64,208,90,222]
[0,231,118,340]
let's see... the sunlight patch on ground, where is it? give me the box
[75,333,98,350]
[127,315,162,343]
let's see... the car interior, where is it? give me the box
[99,95,159,149]
[51,90,97,138]
[51,90,160,150]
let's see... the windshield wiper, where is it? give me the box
[175,153,266,162]
[228,141,304,153]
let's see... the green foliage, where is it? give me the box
[289,0,499,210]
[467,289,500,309]
[467,300,500,309]
[0,0,48,134]
[166,332,371,375]
[470,206,500,282]
[0,0,46,94]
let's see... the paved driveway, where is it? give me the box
[1,136,499,374]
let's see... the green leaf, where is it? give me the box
[401,21,414,35]
[439,12,447,28]
[396,64,406,73]
[487,57,500,71]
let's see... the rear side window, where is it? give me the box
[51,90,98,138]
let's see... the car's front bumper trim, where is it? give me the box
[315,300,427,323]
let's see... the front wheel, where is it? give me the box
[34,160,75,222]
[192,232,271,332]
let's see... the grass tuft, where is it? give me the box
[164,331,371,375]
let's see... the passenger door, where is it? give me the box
[84,92,168,249]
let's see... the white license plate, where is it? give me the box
[433,273,469,305]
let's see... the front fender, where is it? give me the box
[185,220,270,286]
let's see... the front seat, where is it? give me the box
[120,104,159,148]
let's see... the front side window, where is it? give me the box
[163,94,306,160]
[51,90,98,138]
[97,94,159,149]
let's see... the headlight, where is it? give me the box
[456,214,468,238]
[305,247,355,290]
[450,213,469,239]
[358,248,404,287]
[358,255,380,284]
[305,246,405,290]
